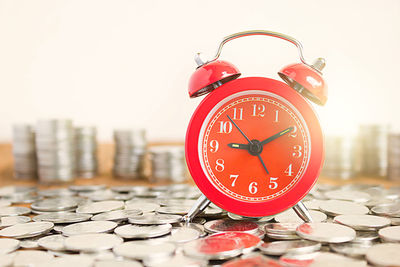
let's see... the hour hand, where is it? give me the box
[228,143,250,150]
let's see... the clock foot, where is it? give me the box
[293,201,313,222]
[182,194,211,223]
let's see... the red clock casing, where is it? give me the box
[185,77,324,217]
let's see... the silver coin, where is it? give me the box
[91,209,142,222]
[334,214,391,231]
[296,222,356,243]
[329,242,372,258]
[302,200,326,210]
[204,219,259,234]
[38,188,76,197]
[209,232,261,254]
[13,250,54,266]
[62,221,118,236]
[0,206,31,216]
[128,214,181,225]
[76,200,124,214]
[259,240,321,256]
[143,253,206,267]
[265,222,300,235]
[125,202,160,213]
[0,238,20,254]
[64,233,123,252]
[280,251,366,266]
[371,203,400,217]
[38,234,67,251]
[174,223,206,237]
[94,259,143,267]
[366,243,400,267]
[0,253,14,266]
[80,250,115,261]
[169,227,201,243]
[353,231,379,243]
[266,232,301,240]
[113,240,176,260]
[378,225,400,242]
[40,255,95,267]
[0,216,31,228]
[31,208,76,215]
[69,184,106,192]
[199,207,224,218]
[183,235,243,260]
[0,186,36,197]
[227,212,274,222]
[156,206,191,215]
[391,217,400,226]
[114,224,172,239]
[274,209,327,223]
[319,200,369,216]
[0,200,11,207]
[33,212,92,224]
[31,198,78,212]
[0,221,53,239]
[324,190,371,203]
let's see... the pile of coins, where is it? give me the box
[322,135,357,179]
[75,127,98,178]
[113,129,147,179]
[12,125,37,179]
[150,146,187,183]
[388,133,400,181]
[35,119,76,183]
[0,183,399,266]
[358,125,389,178]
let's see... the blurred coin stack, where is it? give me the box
[388,133,400,181]
[150,145,187,183]
[322,135,357,179]
[358,125,388,178]
[113,129,147,179]
[12,125,37,179]
[35,119,76,183]
[75,127,98,178]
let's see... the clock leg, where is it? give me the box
[182,194,211,223]
[293,201,313,222]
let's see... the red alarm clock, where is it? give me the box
[184,30,327,221]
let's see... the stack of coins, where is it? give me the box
[12,125,37,179]
[321,135,357,179]
[150,145,187,183]
[388,133,400,181]
[74,127,98,178]
[113,129,147,179]
[358,124,388,178]
[35,119,76,183]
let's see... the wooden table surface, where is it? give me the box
[1,143,400,189]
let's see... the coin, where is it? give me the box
[0,221,54,239]
[260,240,321,256]
[183,235,243,260]
[366,243,400,267]
[280,251,366,266]
[64,233,123,252]
[324,190,371,203]
[371,203,400,217]
[222,253,281,267]
[265,222,300,235]
[204,219,259,234]
[38,234,67,251]
[353,231,379,243]
[0,238,20,254]
[0,253,14,266]
[319,200,369,216]
[76,200,124,214]
[31,198,79,212]
[62,221,118,236]
[227,212,274,222]
[113,241,176,260]
[334,214,391,231]
[69,185,106,192]
[41,255,95,267]
[274,209,327,223]
[378,225,400,242]
[38,188,76,197]
[94,259,143,267]
[91,209,142,222]
[169,227,201,243]
[114,224,172,239]
[33,212,92,224]
[0,186,36,197]
[128,214,181,225]
[125,202,160,213]
[0,216,31,228]
[0,206,31,216]
[156,206,191,215]
[13,250,54,266]
[296,223,356,243]
[210,232,261,254]
[329,242,372,258]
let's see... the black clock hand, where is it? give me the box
[227,115,269,174]
[260,126,294,146]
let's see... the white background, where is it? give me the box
[0,0,399,141]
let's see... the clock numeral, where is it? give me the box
[269,177,278,189]
[274,110,279,122]
[218,121,233,134]
[284,164,293,176]
[232,108,243,120]
[215,159,225,172]
[251,104,265,117]
[292,145,302,158]
[229,174,239,187]
[289,125,298,138]
[209,140,219,153]
[249,182,258,194]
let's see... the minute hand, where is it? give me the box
[260,126,294,146]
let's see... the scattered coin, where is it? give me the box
[69,185,106,192]
[113,241,176,260]
[41,255,95,267]
[274,209,327,223]
[0,216,31,228]
[91,209,142,222]
[31,198,79,212]
[33,212,92,224]
[204,219,259,234]
[319,200,369,216]
[329,242,372,258]
[13,250,54,266]
[94,259,143,267]
[210,232,261,253]
[334,214,391,231]
[0,238,20,254]
[371,203,400,217]
[64,233,123,252]
[169,227,201,243]
[280,251,366,266]
[76,200,124,214]
[38,234,67,251]
[378,225,400,242]
[296,223,356,243]
[114,224,172,239]
[143,253,207,267]
[0,221,54,239]
[324,190,371,203]
[62,221,118,236]
[0,206,31,216]
[128,214,181,225]
[124,202,160,213]
[260,240,321,256]
[366,243,400,267]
